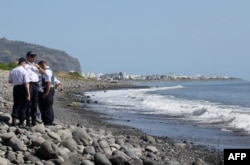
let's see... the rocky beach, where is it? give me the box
[0,69,223,165]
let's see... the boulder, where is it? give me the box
[37,140,59,160]
[48,132,61,141]
[83,146,96,155]
[60,138,78,152]
[6,136,27,151]
[109,155,127,165]
[80,160,95,165]
[57,147,70,160]
[0,157,11,165]
[61,154,83,165]
[99,139,112,155]
[73,128,92,145]
[0,132,15,140]
[31,124,46,134]
[23,154,41,164]
[94,153,112,165]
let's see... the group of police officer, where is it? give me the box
[8,51,60,127]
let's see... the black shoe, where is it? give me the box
[12,118,17,126]
[26,119,31,127]
[32,119,36,126]
[19,120,25,127]
[44,122,54,126]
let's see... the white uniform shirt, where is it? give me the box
[25,61,40,82]
[44,66,54,87]
[8,66,30,85]
[38,66,54,92]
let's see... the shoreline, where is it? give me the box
[55,80,223,164]
[0,70,223,164]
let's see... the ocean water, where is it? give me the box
[85,80,250,150]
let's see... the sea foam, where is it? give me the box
[86,85,250,134]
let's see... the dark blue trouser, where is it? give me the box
[38,88,55,124]
[12,85,29,121]
[26,83,38,121]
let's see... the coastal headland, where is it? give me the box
[0,70,223,164]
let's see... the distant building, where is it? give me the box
[81,71,238,81]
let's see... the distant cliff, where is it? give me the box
[0,38,81,73]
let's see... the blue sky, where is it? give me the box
[1,1,250,80]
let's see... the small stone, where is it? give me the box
[32,124,46,134]
[48,132,61,141]
[145,145,158,153]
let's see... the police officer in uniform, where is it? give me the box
[38,60,56,125]
[8,58,30,126]
[25,51,45,126]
